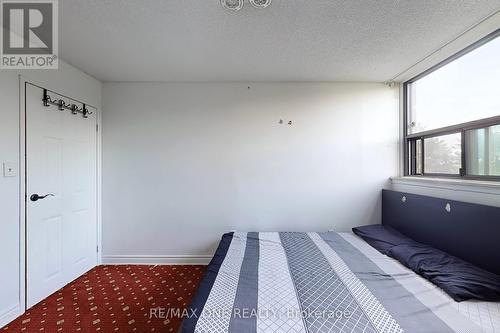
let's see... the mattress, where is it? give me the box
[180,232,500,333]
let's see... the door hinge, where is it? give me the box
[96,124,99,132]
[96,245,99,253]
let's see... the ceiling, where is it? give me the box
[59,0,500,82]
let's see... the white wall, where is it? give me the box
[102,82,399,263]
[0,61,101,327]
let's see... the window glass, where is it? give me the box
[466,125,500,176]
[408,35,500,134]
[415,139,422,174]
[424,133,462,174]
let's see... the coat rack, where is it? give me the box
[42,89,92,118]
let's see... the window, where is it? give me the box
[404,29,500,180]
[466,124,500,176]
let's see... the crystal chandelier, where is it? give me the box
[220,0,272,11]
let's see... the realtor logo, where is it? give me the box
[1,0,58,69]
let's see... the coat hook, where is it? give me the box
[40,90,92,119]
[42,89,51,107]
[82,104,90,118]
[57,99,65,111]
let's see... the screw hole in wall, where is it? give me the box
[445,203,452,213]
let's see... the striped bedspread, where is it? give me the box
[180,232,500,333]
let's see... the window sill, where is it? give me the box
[390,176,500,195]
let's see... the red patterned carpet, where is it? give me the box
[2,265,206,333]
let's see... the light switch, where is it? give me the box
[3,162,17,177]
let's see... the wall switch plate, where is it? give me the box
[3,162,17,177]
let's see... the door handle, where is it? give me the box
[30,194,55,202]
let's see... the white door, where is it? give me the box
[26,83,98,308]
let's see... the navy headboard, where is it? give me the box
[382,189,500,276]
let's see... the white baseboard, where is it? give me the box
[101,254,212,265]
[0,305,22,329]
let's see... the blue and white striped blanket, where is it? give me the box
[181,232,498,333]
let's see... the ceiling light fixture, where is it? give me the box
[220,0,244,11]
[249,0,272,9]
[220,0,271,11]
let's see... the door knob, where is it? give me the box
[30,194,55,202]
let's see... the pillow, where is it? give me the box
[389,243,500,302]
[352,224,500,302]
[351,224,414,254]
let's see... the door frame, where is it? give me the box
[18,75,102,313]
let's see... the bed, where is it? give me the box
[180,191,500,333]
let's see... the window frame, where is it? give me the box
[403,28,500,181]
